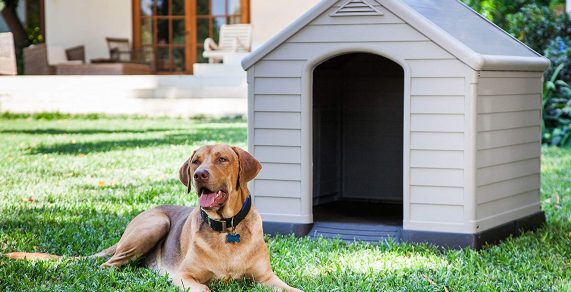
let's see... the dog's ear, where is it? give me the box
[232,147,262,187]
[179,150,196,193]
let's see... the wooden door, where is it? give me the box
[133,0,249,74]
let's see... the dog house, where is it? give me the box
[241,0,549,248]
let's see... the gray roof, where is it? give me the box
[242,0,549,71]
[402,0,538,57]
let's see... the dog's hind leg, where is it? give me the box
[102,208,170,268]
[89,243,117,258]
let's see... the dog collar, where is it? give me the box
[200,195,251,233]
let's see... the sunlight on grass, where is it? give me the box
[297,247,448,278]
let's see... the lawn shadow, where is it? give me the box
[0,128,172,135]
[29,127,246,154]
[0,204,139,255]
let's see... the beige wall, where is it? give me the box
[250,0,321,49]
[45,0,132,62]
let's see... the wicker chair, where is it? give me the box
[23,44,85,75]
[23,44,54,75]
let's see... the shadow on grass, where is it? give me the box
[0,205,136,255]
[29,127,246,154]
[0,128,172,135]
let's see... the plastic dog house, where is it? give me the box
[241,0,549,248]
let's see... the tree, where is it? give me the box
[1,0,29,50]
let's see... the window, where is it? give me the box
[133,0,249,74]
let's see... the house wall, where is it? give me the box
[250,0,321,49]
[45,0,132,61]
[247,0,478,233]
[474,71,543,232]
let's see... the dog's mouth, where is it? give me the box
[198,187,228,210]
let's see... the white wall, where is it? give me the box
[250,0,321,49]
[45,0,132,61]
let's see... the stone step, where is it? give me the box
[0,75,247,116]
[193,63,246,77]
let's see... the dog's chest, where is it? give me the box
[194,232,258,279]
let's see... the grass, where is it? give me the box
[0,113,569,291]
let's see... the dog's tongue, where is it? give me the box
[199,191,223,208]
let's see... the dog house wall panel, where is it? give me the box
[243,0,549,245]
[474,71,543,232]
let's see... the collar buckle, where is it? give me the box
[220,220,227,231]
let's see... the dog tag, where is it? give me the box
[226,233,240,243]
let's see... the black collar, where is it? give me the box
[200,196,251,232]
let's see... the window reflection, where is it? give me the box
[228,0,241,15]
[141,0,153,16]
[212,0,225,15]
[156,0,169,15]
[173,0,185,15]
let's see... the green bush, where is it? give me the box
[543,63,571,146]
[504,4,571,146]
[505,4,571,54]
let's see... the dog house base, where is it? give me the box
[262,212,545,250]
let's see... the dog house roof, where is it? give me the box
[242,0,549,71]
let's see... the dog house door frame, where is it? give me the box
[302,49,412,225]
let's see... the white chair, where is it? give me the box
[203,24,252,64]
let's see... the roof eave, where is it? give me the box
[479,55,550,72]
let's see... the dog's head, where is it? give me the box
[178,144,261,216]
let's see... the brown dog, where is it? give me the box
[7,144,301,292]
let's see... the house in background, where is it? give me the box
[6,0,320,73]
[0,0,320,116]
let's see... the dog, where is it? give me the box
[7,144,301,292]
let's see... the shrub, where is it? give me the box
[505,4,571,54]
[543,64,571,146]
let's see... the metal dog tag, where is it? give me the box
[226,233,240,243]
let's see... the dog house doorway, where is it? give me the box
[311,53,404,242]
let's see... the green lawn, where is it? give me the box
[0,114,569,291]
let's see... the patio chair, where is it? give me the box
[65,45,86,63]
[203,24,252,63]
[23,43,84,75]
[106,37,132,62]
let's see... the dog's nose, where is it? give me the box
[194,169,210,181]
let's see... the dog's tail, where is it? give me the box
[3,252,61,260]
[2,244,117,261]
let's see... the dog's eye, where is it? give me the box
[218,157,228,163]
[192,159,200,164]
